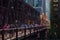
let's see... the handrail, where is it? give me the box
[0,26,48,31]
[0,26,50,40]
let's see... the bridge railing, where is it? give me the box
[0,26,49,40]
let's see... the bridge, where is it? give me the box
[0,0,50,40]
